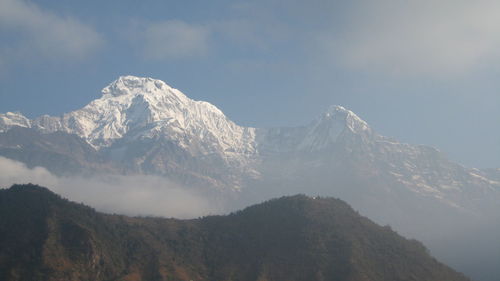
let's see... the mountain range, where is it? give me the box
[1,76,498,203]
[0,184,471,281]
[1,76,499,280]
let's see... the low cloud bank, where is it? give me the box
[2,156,500,280]
[0,156,220,218]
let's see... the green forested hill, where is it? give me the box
[0,184,470,281]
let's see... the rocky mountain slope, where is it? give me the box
[0,184,471,281]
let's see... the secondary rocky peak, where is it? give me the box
[323,105,353,120]
[321,105,371,134]
[0,111,31,132]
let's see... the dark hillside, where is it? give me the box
[0,185,470,281]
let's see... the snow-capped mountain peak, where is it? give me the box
[29,76,257,162]
[256,105,373,154]
[102,75,188,102]
[294,105,372,150]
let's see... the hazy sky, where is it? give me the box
[0,0,499,168]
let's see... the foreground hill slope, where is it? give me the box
[0,184,470,281]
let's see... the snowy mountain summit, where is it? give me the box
[31,76,257,155]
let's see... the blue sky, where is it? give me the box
[0,0,499,168]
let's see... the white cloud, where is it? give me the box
[0,156,219,218]
[325,0,500,76]
[0,0,103,65]
[140,20,210,60]
[0,156,58,187]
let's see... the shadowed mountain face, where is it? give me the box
[0,126,114,176]
[0,184,470,281]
